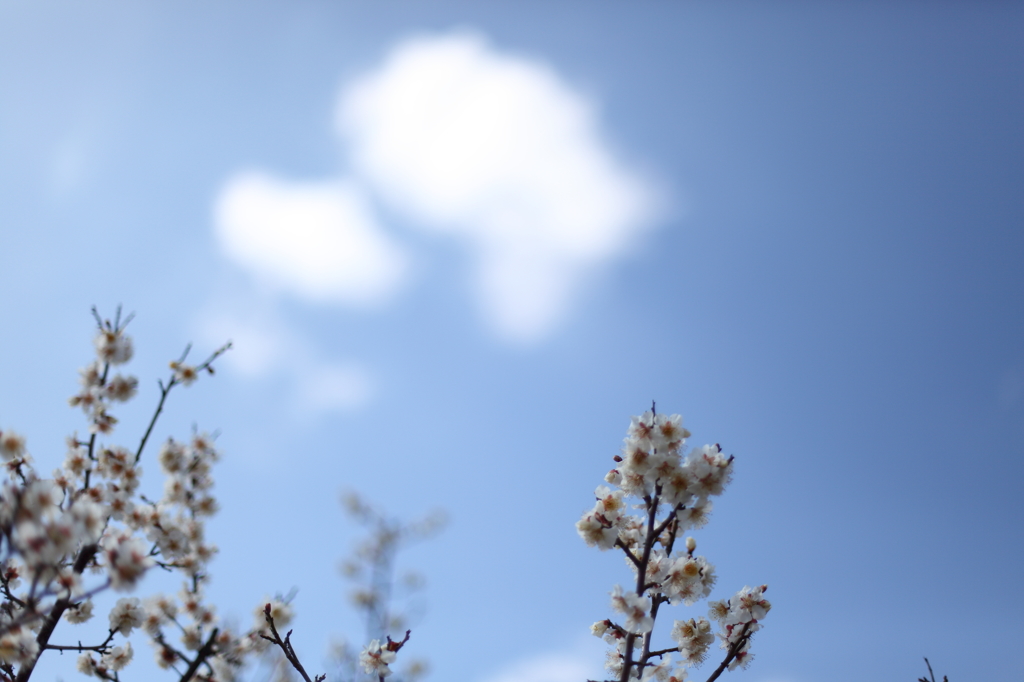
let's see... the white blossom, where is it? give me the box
[360,639,396,677]
[0,430,27,461]
[0,627,38,665]
[610,585,653,634]
[170,361,199,386]
[76,652,96,676]
[103,530,153,590]
[65,599,95,624]
[95,329,134,365]
[109,597,145,635]
[101,641,134,671]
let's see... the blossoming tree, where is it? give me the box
[0,308,362,682]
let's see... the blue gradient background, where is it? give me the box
[1,2,1022,681]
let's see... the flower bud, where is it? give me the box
[685,537,696,553]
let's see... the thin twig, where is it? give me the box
[923,657,936,682]
[134,341,230,465]
[260,605,324,682]
[43,628,116,653]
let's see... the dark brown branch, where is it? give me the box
[618,491,664,682]
[703,621,754,682]
[260,605,324,682]
[15,544,97,682]
[153,632,190,673]
[651,509,678,541]
[43,628,115,653]
[919,657,949,682]
[614,539,642,569]
[84,362,112,488]
[178,627,218,682]
[134,342,231,465]
[134,378,174,466]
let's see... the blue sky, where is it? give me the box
[1,2,1023,681]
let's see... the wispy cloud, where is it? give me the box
[214,172,408,307]
[194,298,374,414]
[479,648,603,682]
[338,30,658,341]
[293,362,373,413]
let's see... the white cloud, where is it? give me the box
[479,650,602,682]
[214,172,408,307]
[210,30,658,343]
[337,30,658,342]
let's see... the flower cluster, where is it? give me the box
[579,408,771,682]
[707,585,771,672]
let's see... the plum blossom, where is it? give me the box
[103,530,153,591]
[109,597,144,635]
[101,641,133,671]
[360,638,397,677]
[671,617,715,666]
[0,430,26,461]
[94,328,133,365]
[64,599,94,624]
[170,361,198,386]
[610,585,654,634]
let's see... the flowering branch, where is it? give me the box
[12,537,99,681]
[259,604,324,682]
[702,621,753,682]
[177,627,219,682]
[578,406,771,682]
[359,630,411,682]
[134,341,232,467]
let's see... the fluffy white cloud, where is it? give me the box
[214,172,407,307]
[338,30,658,341]
[211,30,657,343]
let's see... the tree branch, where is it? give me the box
[260,605,324,682]
[178,627,218,682]
[15,543,97,682]
[702,621,753,682]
